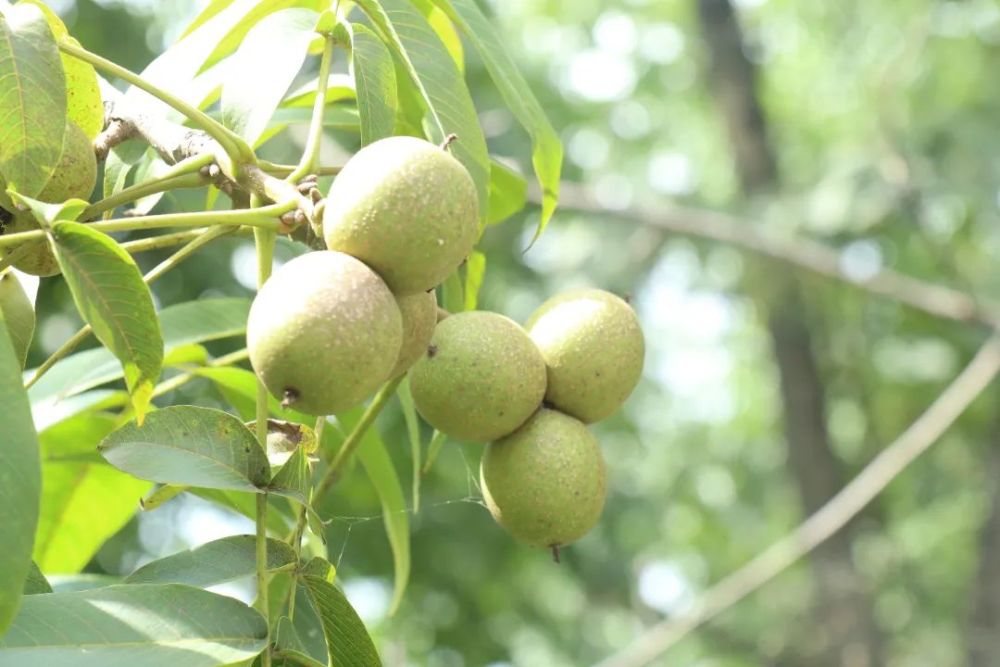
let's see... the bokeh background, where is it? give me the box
[28,0,1000,665]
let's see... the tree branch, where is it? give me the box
[95,78,316,227]
[549,181,1000,329]
[595,332,1000,667]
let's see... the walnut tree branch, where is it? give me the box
[545,181,1000,329]
[595,332,1000,667]
[94,78,316,228]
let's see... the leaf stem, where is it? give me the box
[255,491,271,667]
[84,162,212,219]
[422,430,447,475]
[0,202,292,249]
[23,226,233,389]
[260,161,341,178]
[58,40,254,167]
[286,34,336,185]
[252,193,276,667]
[313,375,404,508]
[119,227,251,254]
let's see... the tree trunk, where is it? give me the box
[696,1,882,663]
[967,433,1000,666]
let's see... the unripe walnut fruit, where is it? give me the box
[247,251,403,416]
[2,122,97,277]
[390,290,438,379]
[526,289,644,423]
[409,311,546,442]
[481,408,607,548]
[322,136,479,295]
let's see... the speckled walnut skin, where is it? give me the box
[391,290,438,379]
[3,123,97,277]
[481,408,607,548]
[322,136,479,296]
[526,289,644,423]
[247,251,402,416]
[410,311,547,442]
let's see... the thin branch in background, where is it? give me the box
[594,333,1000,667]
[545,182,1000,329]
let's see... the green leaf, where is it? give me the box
[123,0,307,116]
[268,105,360,132]
[101,151,132,208]
[0,308,39,633]
[300,557,334,581]
[355,0,489,217]
[160,297,251,345]
[424,4,463,73]
[34,464,148,572]
[51,221,163,422]
[22,562,50,595]
[99,406,270,491]
[274,617,327,667]
[463,250,486,311]
[201,0,326,73]
[178,0,236,39]
[222,8,318,146]
[396,377,421,512]
[8,188,88,225]
[125,535,296,587]
[352,417,410,615]
[487,158,528,225]
[31,389,119,433]
[302,575,380,667]
[0,3,66,198]
[140,483,187,511]
[124,155,171,216]
[432,0,563,240]
[268,444,311,505]
[27,297,249,409]
[47,574,120,592]
[0,269,35,367]
[275,647,328,667]
[440,269,464,313]
[0,584,268,665]
[17,2,103,139]
[272,585,328,665]
[281,73,355,107]
[196,366,312,424]
[58,36,103,139]
[349,22,397,146]
[34,413,150,573]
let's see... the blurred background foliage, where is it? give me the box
[30,0,1000,665]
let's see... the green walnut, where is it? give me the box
[390,290,438,379]
[481,408,607,548]
[247,250,403,416]
[409,311,546,442]
[0,270,35,367]
[2,122,97,277]
[322,136,479,295]
[526,289,644,423]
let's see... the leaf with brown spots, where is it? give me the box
[99,406,270,491]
